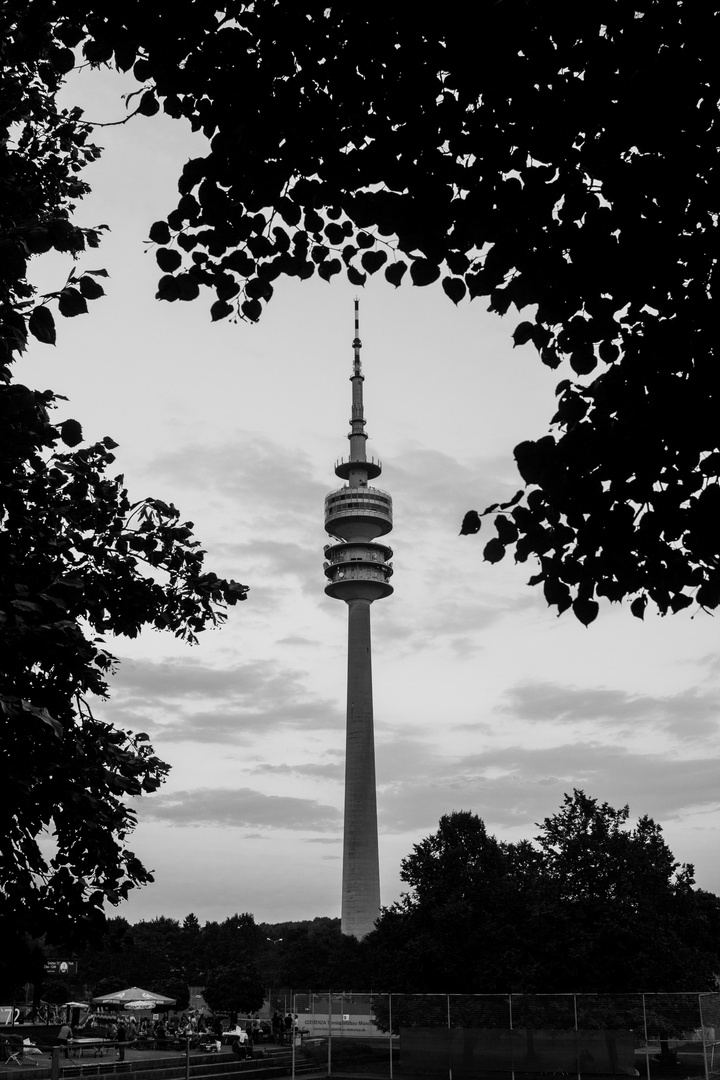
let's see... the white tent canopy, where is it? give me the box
[91,987,175,1008]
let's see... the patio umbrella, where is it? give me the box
[91,987,175,1007]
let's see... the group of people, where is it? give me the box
[56,1009,300,1061]
[228,1012,297,1057]
[56,1018,129,1061]
[56,1012,197,1060]
[271,1012,298,1046]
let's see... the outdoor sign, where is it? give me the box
[45,961,78,976]
[296,1012,383,1039]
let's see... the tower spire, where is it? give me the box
[348,298,368,472]
[352,297,362,376]
[322,303,395,940]
[336,299,382,486]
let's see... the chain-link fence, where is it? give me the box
[267,991,720,1080]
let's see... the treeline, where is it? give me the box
[22,792,720,1005]
[37,913,357,1011]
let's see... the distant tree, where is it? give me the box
[92,976,125,998]
[151,975,189,1012]
[202,962,265,1018]
[197,914,264,982]
[366,811,545,993]
[81,917,190,1006]
[125,919,188,1005]
[365,793,720,994]
[40,976,72,1004]
[182,913,203,984]
[271,918,366,991]
[533,791,717,991]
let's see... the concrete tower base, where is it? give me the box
[341,598,381,939]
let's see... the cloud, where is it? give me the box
[147,433,327,523]
[500,681,720,742]
[105,656,342,742]
[214,539,319,594]
[276,634,320,647]
[376,742,720,842]
[138,786,341,831]
[374,585,538,661]
[390,447,519,533]
[251,760,344,781]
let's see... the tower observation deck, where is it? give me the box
[324,300,393,940]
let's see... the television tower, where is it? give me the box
[323,300,394,940]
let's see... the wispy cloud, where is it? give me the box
[138,787,341,831]
[376,742,720,838]
[104,656,341,742]
[501,681,720,742]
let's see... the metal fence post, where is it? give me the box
[698,994,710,1080]
[389,994,393,1080]
[50,1046,60,1080]
[573,995,580,1080]
[291,992,296,1080]
[185,1035,191,1080]
[447,994,452,1080]
[509,994,515,1080]
[327,991,332,1077]
[641,994,651,1080]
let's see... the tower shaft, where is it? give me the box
[324,301,393,940]
[341,599,381,936]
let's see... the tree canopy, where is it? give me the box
[23,0,716,625]
[33,912,265,1007]
[364,793,720,993]
[1,1,248,950]
[202,962,265,1018]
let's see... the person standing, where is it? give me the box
[57,1022,73,1059]
[116,1019,127,1061]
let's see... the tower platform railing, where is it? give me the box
[324,485,393,502]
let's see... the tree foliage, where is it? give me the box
[364,793,720,993]
[1,3,248,949]
[32,0,719,622]
[262,917,366,991]
[85,917,191,1009]
[202,961,265,1018]
[69,913,263,1008]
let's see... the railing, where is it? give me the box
[325,485,392,502]
[334,457,383,471]
[265,990,720,1080]
[325,564,392,583]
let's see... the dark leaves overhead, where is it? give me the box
[28,306,56,345]
[459,510,481,536]
[74,0,717,622]
[5,0,720,644]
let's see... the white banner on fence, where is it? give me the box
[297,1013,381,1038]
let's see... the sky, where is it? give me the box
[20,66,720,927]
